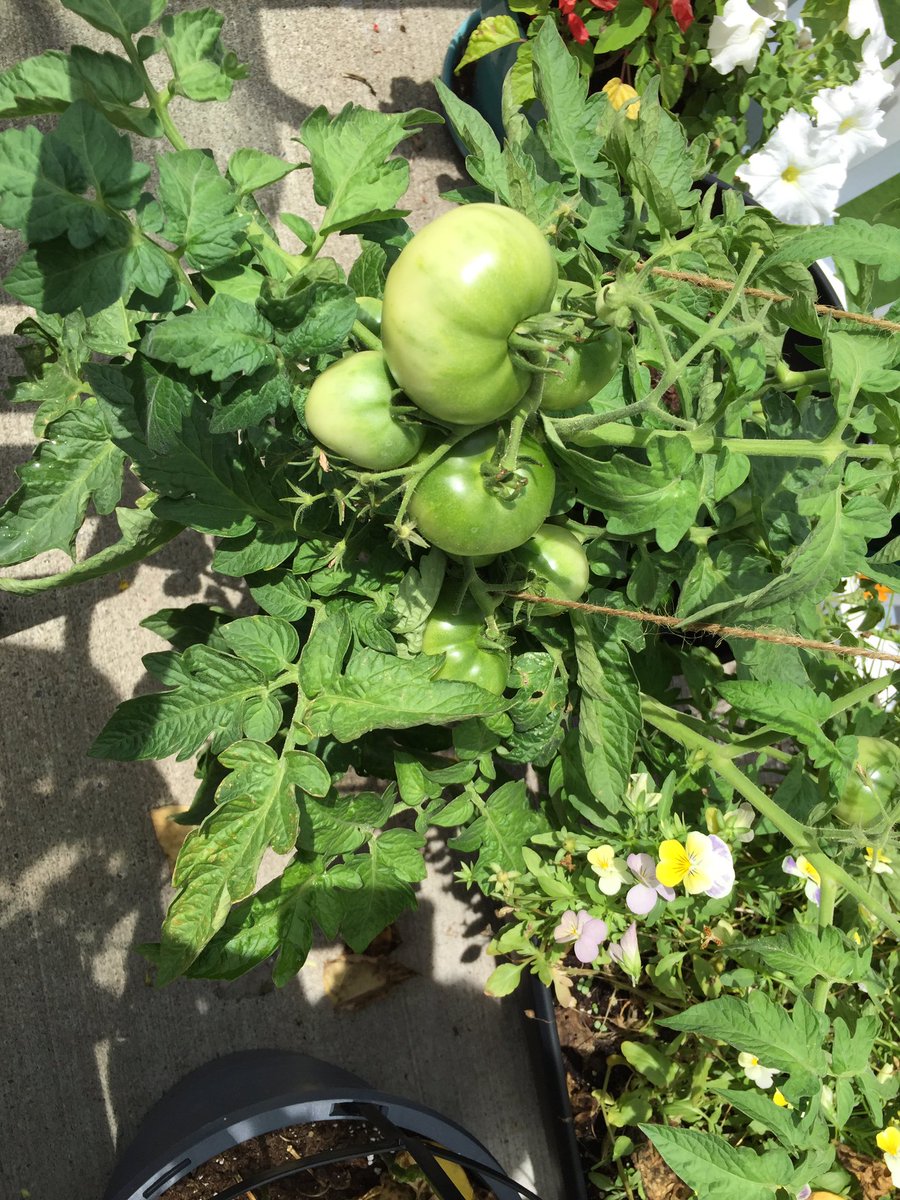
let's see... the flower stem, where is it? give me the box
[812,870,839,1012]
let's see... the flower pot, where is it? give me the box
[440,6,525,160]
[104,1049,530,1200]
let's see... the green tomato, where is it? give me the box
[422,600,509,694]
[408,427,556,557]
[835,735,900,827]
[381,203,558,424]
[513,523,590,615]
[304,350,425,471]
[539,329,622,412]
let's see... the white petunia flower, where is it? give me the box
[708,0,774,75]
[846,0,896,67]
[813,76,892,164]
[735,109,846,225]
[754,0,788,16]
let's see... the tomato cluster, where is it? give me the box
[304,204,621,687]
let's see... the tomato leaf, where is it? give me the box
[640,1125,793,1200]
[156,149,248,270]
[159,9,247,103]
[304,647,509,742]
[0,405,125,566]
[296,104,443,235]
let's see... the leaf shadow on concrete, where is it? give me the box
[0,554,559,1200]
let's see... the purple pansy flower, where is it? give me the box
[625,852,676,915]
[553,909,608,964]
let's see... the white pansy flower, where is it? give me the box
[708,0,774,75]
[813,76,892,164]
[735,109,846,225]
[738,1051,781,1089]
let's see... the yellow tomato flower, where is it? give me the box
[602,77,640,120]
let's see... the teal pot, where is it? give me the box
[440,5,526,159]
[103,1050,536,1200]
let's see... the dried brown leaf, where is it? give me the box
[322,954,416,1012]
[836,1142,895,1200]
[149,805,191,872]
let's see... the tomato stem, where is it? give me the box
[351,320,382,351]
[500,374,545,476]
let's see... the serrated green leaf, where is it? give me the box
[641,1125,792,1200]
[832,1014,879,1077]
[338,847,418,953]
[212,526,297,576]
[455,15,522,74]
[156,149,247,270]
[0,124,97,245]
[296,103,442,235]
[91,643,267,761]
[277,281,358,359]
[530,18,606,181]
[88,361,283,536]
[298,790,393,856]
[3,223,140,316]
[449,780,547,875]
[0,405,125,566]
[572,611,640,812]
[160,8,247,102]
[659,991,828,1097]
[719,681,835,767]
[373,828,426,883]
[62,0,166,37]
[227,148,297,195]
[433,78,504,196]
[219,615,299,677]
[55,100,149,216]
[348,240,388,298]
[708,1088,815,1153]
[305,647,509,742]
[730,926,870,990]
[765,217,900,281]
[141,295,275,380]
[0,506,178,593]
[247,569,311,620]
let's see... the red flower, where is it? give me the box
[589,0,619,10]
[671,0,694,31]
[558,0,576,11]
[566,10,590,41]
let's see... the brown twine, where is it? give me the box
[507,592,900,666]
[635,263,900,333]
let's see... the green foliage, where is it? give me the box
[1,11,898,1200]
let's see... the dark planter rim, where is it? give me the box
[104,1049,530,1200]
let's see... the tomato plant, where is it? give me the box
[304,350,425,471]
[408,427,556,557]
[539,329,622,412]
[422,598,509,694]
[512,523,590,614]
[835,735,900,827]
[381,203,558,424]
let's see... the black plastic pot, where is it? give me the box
[104,1049,536,1200]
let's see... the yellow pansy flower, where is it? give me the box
[865,846,893,875]
[877,1126,900,1156]
[602,77,640,120]
[587,844,629,896]
[773,1090,793,1108]
[656,831,734,898]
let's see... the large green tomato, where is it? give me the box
[835,735,900,827]
[381,204,558,424]
[422,600,509,694]
[304,350,425,471]
[539,329,622,412]
[408,428,556,557]
[513,523,590,615]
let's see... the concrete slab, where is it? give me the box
[0,4,564,1198]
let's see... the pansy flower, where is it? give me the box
[587,844,630,895]
[738,1051,780,1089]
[876,1125,900,1186]
[607,922,641,984]
[656,832,735,898]
[553,909,608,964]
[782,854,821,904]
[625,852,675,914]
[865,846,893,875]
[773,1089,793,1109]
